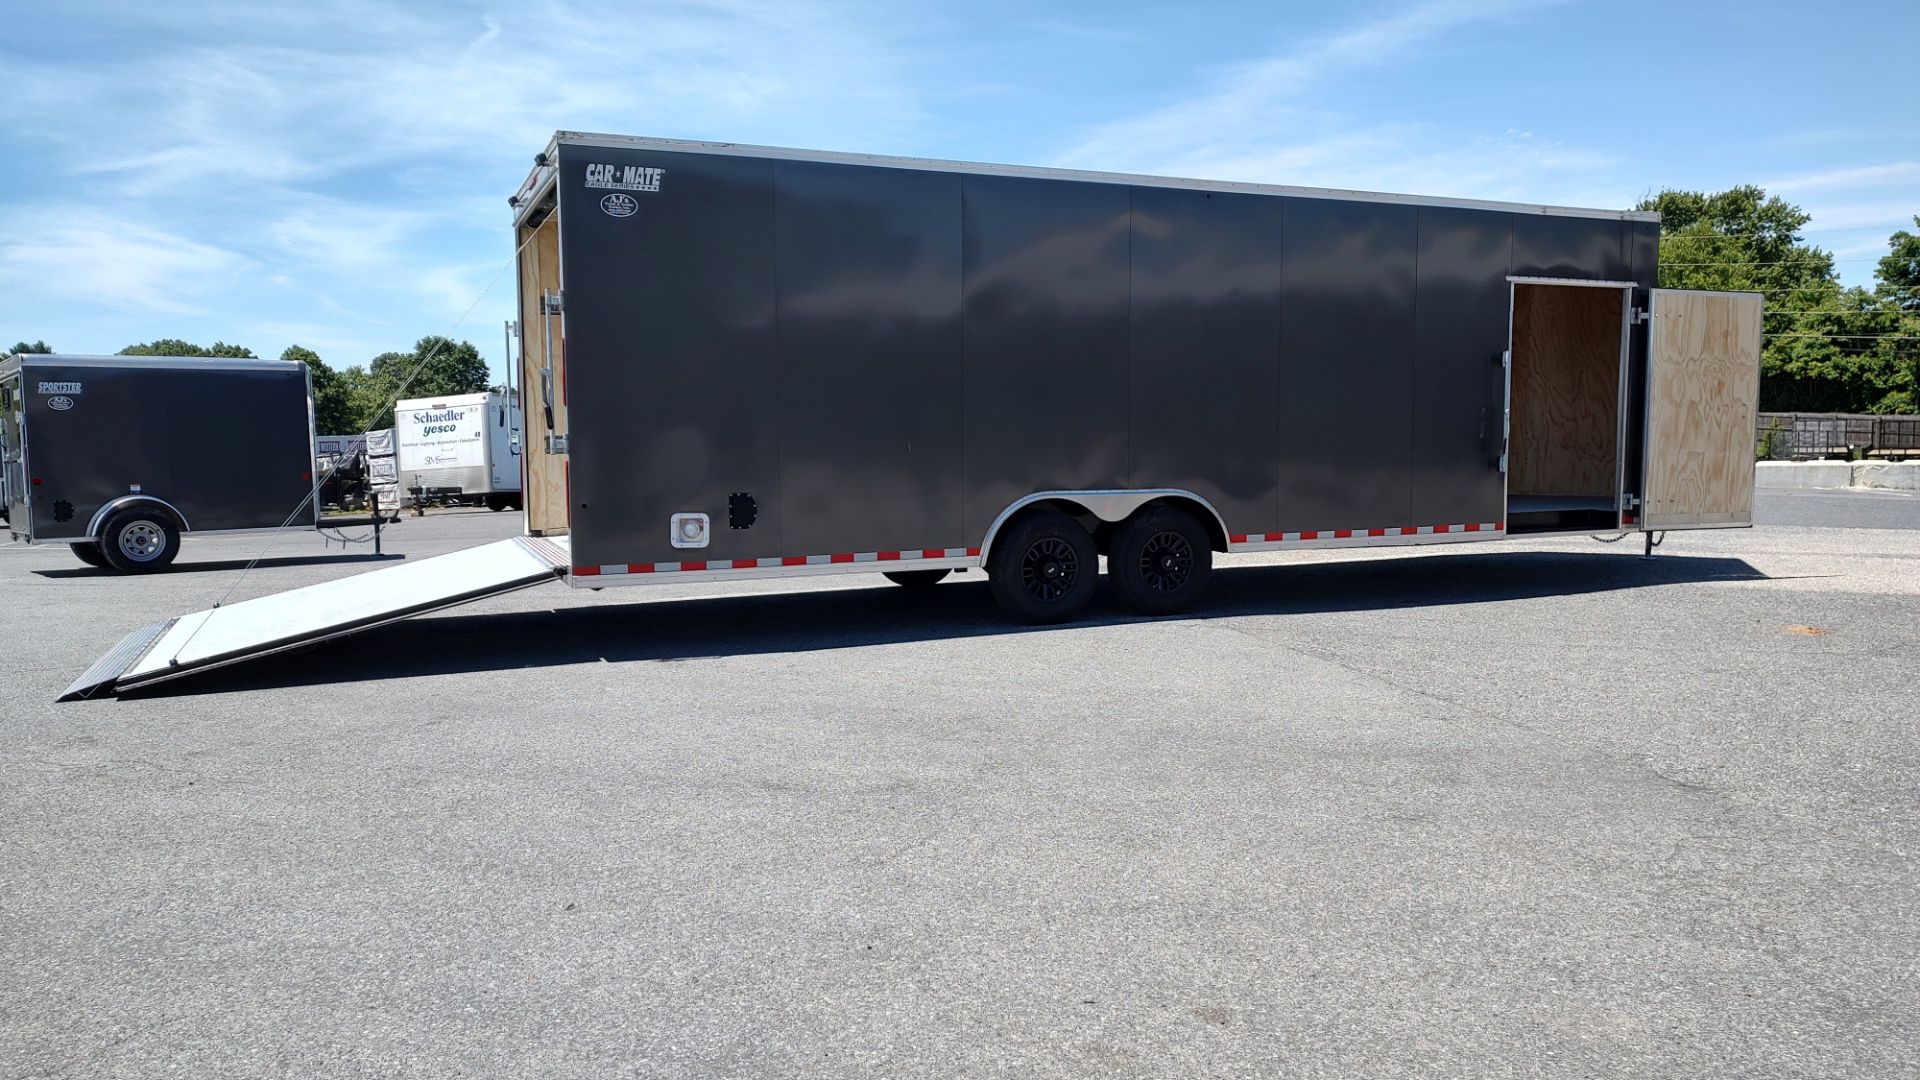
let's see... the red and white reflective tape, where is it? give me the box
[574,546,979,578]
[1228,522,1503,547]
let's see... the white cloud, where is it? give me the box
[0,210,248,316]
[5,0,925,191]
[0,0,932,370]
[1798,202,1920,233]
[1766,161,1920,193]
[1055,0,1586,201]
[265,198,436,276]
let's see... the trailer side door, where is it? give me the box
[1641,289,1763,530]
[518,212,569,535]
[1,370,24,530]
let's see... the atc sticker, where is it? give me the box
[601,193,638,218]
[48,396,75,411]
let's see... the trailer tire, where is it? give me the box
[883,569,950,588]
[986,510,1097,624]
[1107,507,1212,616]
[100,508,180,573]
[71,542,110,568]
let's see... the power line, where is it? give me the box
[1764,332,1920,340]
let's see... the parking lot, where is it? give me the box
[3,490,1916,1077]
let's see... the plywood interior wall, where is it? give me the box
[517,213,570,536]
[1643,290,1762,528]
[1509,284,1623,497]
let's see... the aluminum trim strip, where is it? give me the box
[1506,276,1641,288]
[543,133,1660,223]
[58,618,176,702]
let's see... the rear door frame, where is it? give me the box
[1504,275,1639,532]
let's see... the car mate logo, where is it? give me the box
[601,193,637,218]
[585,163,663,193]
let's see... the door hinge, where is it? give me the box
[1632,307,1651,325]
[1621,493,1641,510]
[546,434,569,455]
[541,291,565,315]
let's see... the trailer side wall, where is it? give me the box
[21,360,314,541]
[553,144,1650,570]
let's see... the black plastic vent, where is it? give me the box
[52,499,74,523]
[728,492,757,530]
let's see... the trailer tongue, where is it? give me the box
[62,536,569,700]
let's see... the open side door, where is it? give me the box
[61,536,570,700]
[1641,289,1763,530]
[518,210,570,536]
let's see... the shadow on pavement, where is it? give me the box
[126,549,1766,698]
[37,553,405,579]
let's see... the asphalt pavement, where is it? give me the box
[2,493,1915,1078]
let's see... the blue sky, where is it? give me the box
[3,0,1915,385]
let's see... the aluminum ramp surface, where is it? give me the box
[61,536,570,700]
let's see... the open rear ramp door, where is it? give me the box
[62,536,569,700]
[1642,289,1763,530]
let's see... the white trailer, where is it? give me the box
[393,392,522,511]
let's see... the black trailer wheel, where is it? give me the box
[986,510,1098,624]
[487,494,509,512]
[100,508,181,573]
[71,542,109,568]
[1107,507,1213,615]
[883,569,950,588]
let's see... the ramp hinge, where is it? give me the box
[541,292,565,315]
[546,434,569,455]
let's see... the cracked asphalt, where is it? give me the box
[2,489,1916,1078]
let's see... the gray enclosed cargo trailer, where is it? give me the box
[65,133,1762,696]
[2,354,319,572]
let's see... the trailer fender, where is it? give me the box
[85,495,190,539]
[979,489,1230,563]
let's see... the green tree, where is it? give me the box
[8,340,52,354]
[1640,187,1918,413]
[282,345,363,436]
[118,339,256,358]
[1877,216,1920,314]
[378,336,489,399]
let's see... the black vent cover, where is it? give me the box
[728,492,757,530]
[52,499,74,523]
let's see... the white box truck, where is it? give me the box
[393,392,522,511]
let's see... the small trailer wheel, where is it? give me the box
[100,508,181,573]
[1107,507,1212,615]
[71,542,110,568]
[986,510,1098,624]
[883,569,950,588]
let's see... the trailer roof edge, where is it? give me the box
[4,354,304,374]
[543,131,1662,224]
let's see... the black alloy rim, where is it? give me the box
[1020,537,1079,602]
[1137,531,1193,593]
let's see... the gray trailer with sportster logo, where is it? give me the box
[63,132,1762,698]
[2,353,319,572]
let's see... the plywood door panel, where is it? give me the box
[1508,284,1623,496]
[1643,290,1762,529]
[517,214,569,536]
